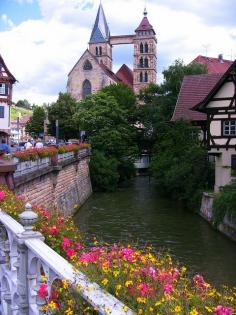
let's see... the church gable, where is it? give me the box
[67,50,118,101]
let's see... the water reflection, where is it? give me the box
[75,177,236,287]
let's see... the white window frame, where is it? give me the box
[223,120,236,136]
[0,83,6,95]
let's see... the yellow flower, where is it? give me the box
[62,279,68,289]
[122,305,129,312]
[101,278,109,286]
[136,297,147,304]
[65,308,73,315]
[190,308,199,315]
[116,284,122,291]
[41,275,47,282]
[48,301,57,310]
[175,305,182,312]
[125,280,133,287]
[113,270,120,277]
[205,306,213,312]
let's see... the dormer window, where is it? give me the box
[223,121,236,136]
[0,83,6,95]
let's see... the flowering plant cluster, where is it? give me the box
[0,186,235,315]
[12,144,91,161]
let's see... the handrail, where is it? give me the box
[0,207,135,315]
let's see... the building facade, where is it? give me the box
[193,60,236,191]
[67,4,157,101]
[0,55,16,143]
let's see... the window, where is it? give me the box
[0,106,4,118]
[223,121,236,136]
[82,80,92,98]
[144,58,149,68]
[232,155,236,171]
[144,72,148,82]
[140,72,143,82]
[0,83,6,95]
[96,47,98,56]
[145,43,148,53]
[83,60,92,70]
[140,43,143,53]
[139,57,143,68]
[99,47,102,55]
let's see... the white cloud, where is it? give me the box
[0,0,235,105]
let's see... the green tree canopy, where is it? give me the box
[48,93,80,140]
[73,91,138,189]
[15,99,31,110]
[25,106,45,137]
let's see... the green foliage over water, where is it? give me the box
[213,184,236,226]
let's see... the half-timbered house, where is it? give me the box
[193,60,236,191]
[0,55,16,143]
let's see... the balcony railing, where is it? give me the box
[0,204,135,315]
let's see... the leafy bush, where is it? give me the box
[213,183,236,227]
[89,150,119,192]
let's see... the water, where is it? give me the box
[75,177,236,287]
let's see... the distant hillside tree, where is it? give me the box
[16,99,31,110]
[25,106,45,137]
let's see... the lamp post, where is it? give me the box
[56,119,59,144]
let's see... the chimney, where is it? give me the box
[218,54,224,63]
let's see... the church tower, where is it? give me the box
[133,9,157,94]
[89,4,112,70]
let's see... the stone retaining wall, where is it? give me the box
[200,192,236,242]
[14,157,92,216]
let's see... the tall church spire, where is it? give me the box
[89,4,110,44]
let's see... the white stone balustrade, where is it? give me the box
[0,204,135,315]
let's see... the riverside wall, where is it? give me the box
[13,156,92,216]
[200,192,236,242]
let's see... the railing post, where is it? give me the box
[17,203,43,315]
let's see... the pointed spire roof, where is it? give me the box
[135,9,155,34]
[89,4,110,44]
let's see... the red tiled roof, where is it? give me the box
[135,16,155,33]
[171,73,222,122]
[116,64,133,88]
[99,63,121,83]
[192,55,233,74]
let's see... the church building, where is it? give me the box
[67,4,157,101]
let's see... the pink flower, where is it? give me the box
[49,226,60,234]
[38,283,48,299]
[61,237,70,250]
[139,283,154,297]
[66,248,76,258]
[163,283,173,295]
[0,191,6,201]
[76,242,82,250]
[214,305,232,315]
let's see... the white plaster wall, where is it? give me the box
[214,82,234,98]
[0,102,10,129]
[214,149,235,192]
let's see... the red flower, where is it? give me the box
[49,226,60,234]
[66,248,76,258]
[0,191,6,201]
[38,283,48,299]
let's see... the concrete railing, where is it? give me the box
[0,203,135,315]
[13,148,91,178]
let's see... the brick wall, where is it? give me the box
[14,158,92,216]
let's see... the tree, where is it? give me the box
[48,93,80,140]
[16,99,31,110]
[137,60,208,154]
[151,120,214,209]
[25,106,45,137]
[73,91,138,190]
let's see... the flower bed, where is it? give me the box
[0,186,235,315]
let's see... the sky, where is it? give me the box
[0,0,236,105]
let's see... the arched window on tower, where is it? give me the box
[82,80,92,98]
[144,72,148,82]
[96,47,99,56]
[139,57,143,68]
[140,72,143,82]
[83,60,93,70]
[99,47,102,55]
[140,43,143,53]
[145,43,148,53]
[144,58,149,68]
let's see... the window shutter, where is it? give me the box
[0,106,4,118]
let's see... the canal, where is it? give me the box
[75,177,236,287]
